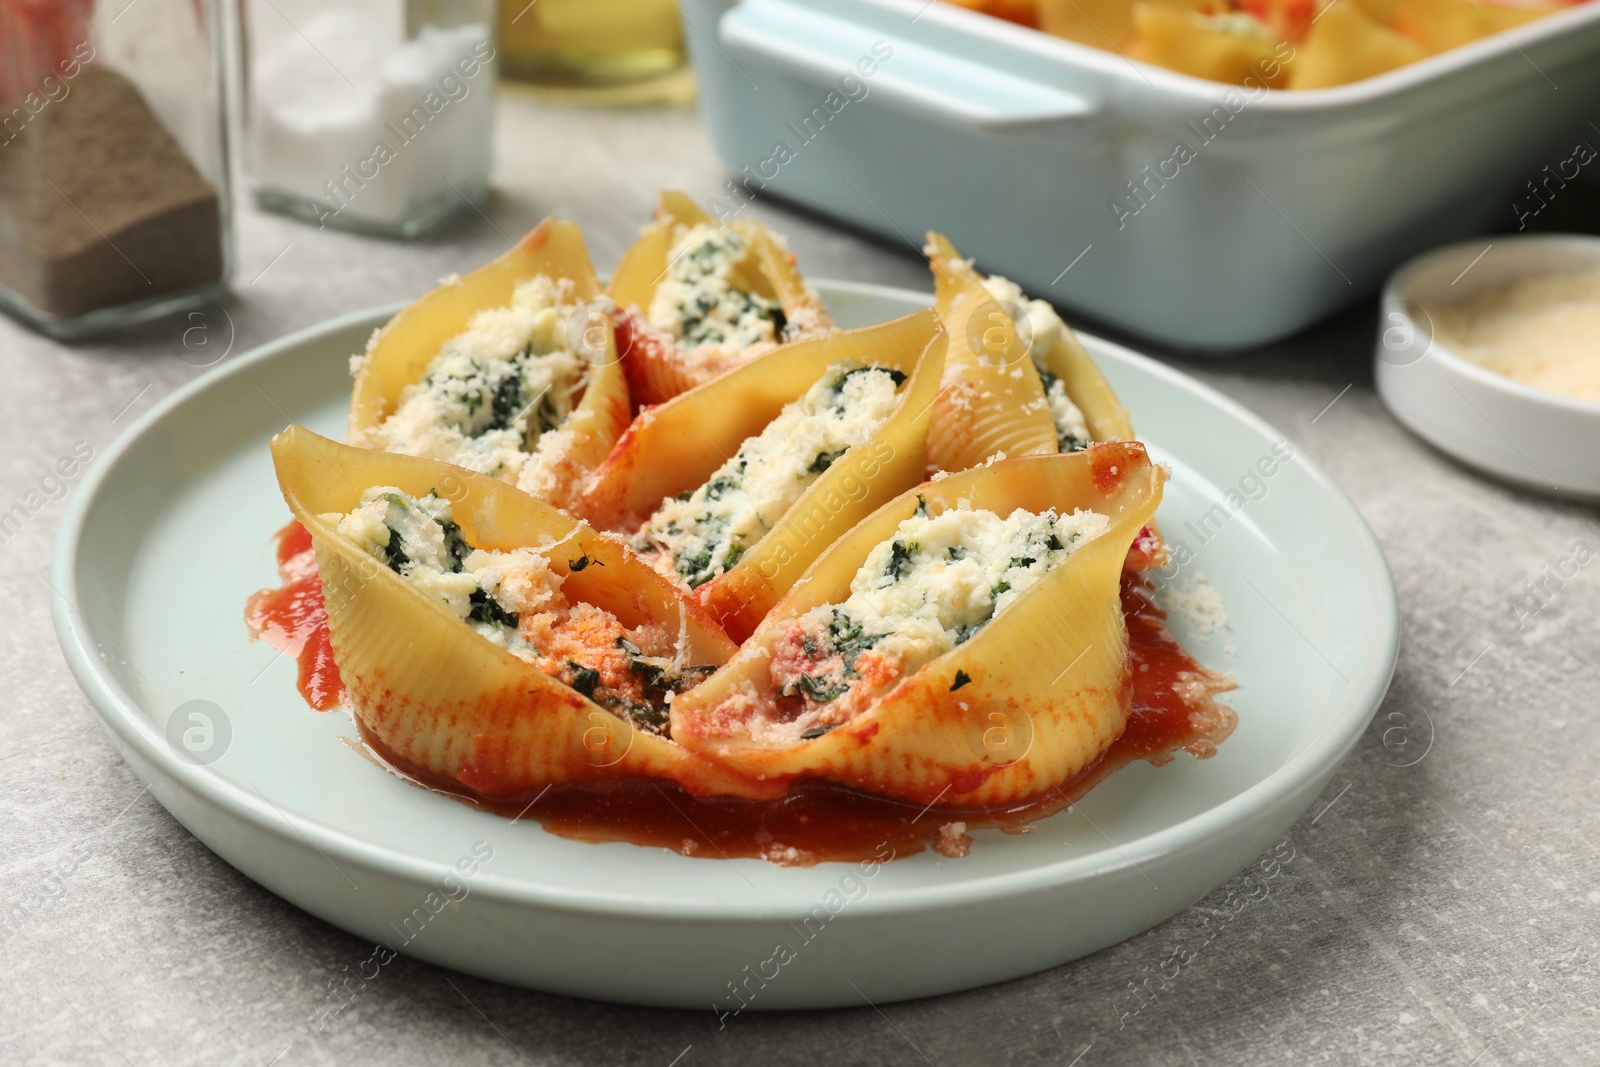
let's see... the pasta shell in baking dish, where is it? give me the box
[577,310,947,643]
[607,190,834,405]
[923,231,1137,466]
[348,218,630,513]
[669,442,1164,808]
[269,426,778,800]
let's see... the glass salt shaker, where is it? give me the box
[239,0,497,239]
[0,0,233,339]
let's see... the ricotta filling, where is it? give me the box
[334,487,711,733]
[762,504,1109,742]
[357,276,592,489]
[633,361,907,589]
[979,274,1091,452]
[647,224,786,355]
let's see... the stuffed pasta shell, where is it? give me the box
[348,218,629,513]
[924,232,1165,570]
[608,191,833,405]
[669,443,1164,807]
[578,310,947,642]
[270,426,778,800]
[923,231,1137,469]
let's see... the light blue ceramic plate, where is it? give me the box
[51,282,1397,1010]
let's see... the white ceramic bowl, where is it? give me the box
[1374,235,1600,499]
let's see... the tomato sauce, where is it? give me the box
[247,526,1234,864]
[245,521,345,711]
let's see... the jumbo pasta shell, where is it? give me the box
[1030,312,1134,445]
[270,426,778,800]
[923,232,1061,472]
[607,190,833,405]
[1027,305,1168,569]
[348,218,629,512]
[924,232,1164,569]
[669,443,1164,808]
[578,309,946,642]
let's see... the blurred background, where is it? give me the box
[5,3,1600,1063]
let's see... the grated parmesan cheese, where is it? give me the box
[353,275,592,489]
[1418,269,1600,402]
[1162,571,1228,636]
[649,224,784,354]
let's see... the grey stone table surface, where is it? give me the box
[4,90,1598,1067]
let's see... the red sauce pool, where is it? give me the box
[247,524,1235,864]
[245,522,345,711]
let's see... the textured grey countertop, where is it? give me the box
[4,90,1598,1067]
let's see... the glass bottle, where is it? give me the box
[0,0,233,339]
[497,0,684,87]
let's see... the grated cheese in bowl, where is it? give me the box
[1417,270,1600,403]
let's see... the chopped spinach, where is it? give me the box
[784,609,884,706]
[488,366,526,431]
[676,545,718,589]
[673,515,732,589]
[828,609,883,665]
[704,472,741,501]
[567,553,603,572]
[808,448,847,475]
[609,643,718,736]
[950,670,972,691]
[800,723,838,740]
[886,540,917,582]
[622,700,670,732]
[679,280,782,349]
[794,673,849,704]
[380,493,471,575]
[1046,534,1064,551]
[438,517,472,571]
[379,530,409,574]
[953,611,996,646]
[565,661,602,700]
[468,589,519,629]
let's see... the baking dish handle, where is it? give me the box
[717,0,1097,129]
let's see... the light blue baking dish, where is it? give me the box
[680,0,1600,351]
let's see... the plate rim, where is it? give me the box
[51,283,1399,921]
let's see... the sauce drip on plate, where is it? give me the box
[245,521,345,711]
[247,524,1235,864]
